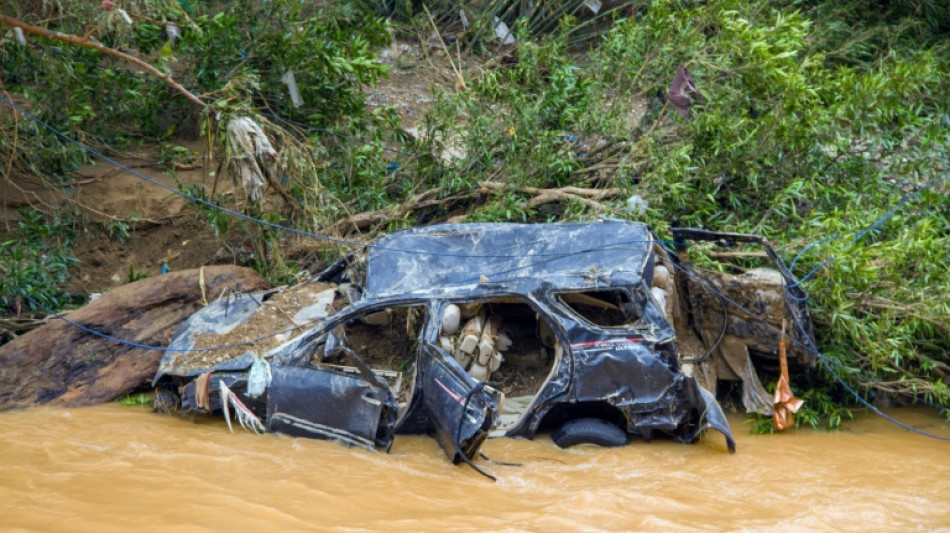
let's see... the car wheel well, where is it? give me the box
[537,401,626,433]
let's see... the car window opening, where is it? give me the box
[557,290,640,327]
[438,298,560,433]
[312,305,425,419]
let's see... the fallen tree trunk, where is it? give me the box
[0,266,268,410]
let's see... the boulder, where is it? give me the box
[0,266,269,410]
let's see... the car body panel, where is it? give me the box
[154,220,753,466]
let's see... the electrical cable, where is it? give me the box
[16,288,321,354]
[665,257,950,442]
[0,93,648,261]
[23,42,412,156]
[786,174,944,288]
[262,112,414,157]
[5,66,948,441]
[679,263,727,364]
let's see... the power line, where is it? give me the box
[787,175,945,288]
[4,77,948,440]
[17,288,320,354]
[0,93,638,261]
[665,257,950,442]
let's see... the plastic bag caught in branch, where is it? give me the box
[226,116,281,203]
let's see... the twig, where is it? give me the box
[0,15,205,108]
[422,5,466,90]
[479,181,623,213]
[706,250,770,259]
[331,188,478,235]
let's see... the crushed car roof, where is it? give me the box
[364,219,654,299]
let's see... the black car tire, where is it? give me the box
[551,417,628,448]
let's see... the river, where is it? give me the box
[0,404,948,532]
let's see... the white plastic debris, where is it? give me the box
[13,27,26,47]
[219,380,265,434]
[457,313,484,355]
[280,69,303,109]
[117,8,133,25]
[488,352,502,373]
[625,194,648,215]
[166,22,180,44]
[247,356,272,399]
[653,265,670,289]
[492,17,516,45]
[226,116,279,202]
[651,287,668,317]
[439,335,454,352]
[468,362,488,381]
[583,0,602,14]
[495,332,512,352]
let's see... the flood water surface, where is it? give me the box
[1,405,948,532]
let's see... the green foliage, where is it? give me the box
[0,209,77,315]
[407,0,950,420]
[179,0,390,123]
[1,0,947,422]
[119,393,152,406]
[127,265,149,283]
[180,183,229,236]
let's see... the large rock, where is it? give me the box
[0,266,269,410]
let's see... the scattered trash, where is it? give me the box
[280,69,303,108]
[493,17,516,45]
[13,27,25,47]
[583,0,603,15]
[220,380,265,434]
[773,321,804,430]
[225,116,280,202]
[247,356,272,399]
[166,22,180,45]
[116,8,133,26]
[625,194,648,215]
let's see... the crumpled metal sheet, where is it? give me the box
[364,220,653,299]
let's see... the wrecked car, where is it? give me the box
[153,220,814,469]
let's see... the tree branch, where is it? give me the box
[0,15,205,108]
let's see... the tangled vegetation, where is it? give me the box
[1,0,947,425]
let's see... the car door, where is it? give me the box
[266,301,431,452]
[418,341,499,465]
[420,306,500,464]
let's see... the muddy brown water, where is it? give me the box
[1,405,948,532]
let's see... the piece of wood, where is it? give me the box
[479,181,623,212]
[0,266,269,410]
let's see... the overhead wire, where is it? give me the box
[16,288,322,354]
[786,174,944,288]
[0,93,637,261]
[4,46,949,440]
[665,258,950,442]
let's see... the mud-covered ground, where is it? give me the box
[0,40,460,297]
